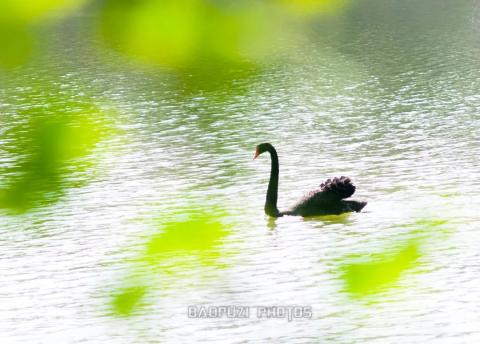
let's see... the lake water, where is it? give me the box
[1,1,480,343]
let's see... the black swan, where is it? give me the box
[253,143,367,217]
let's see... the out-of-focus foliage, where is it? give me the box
[110,209,233,317]
[0,22,32,67]
[340,239,421,296]
[97,0,348,72]
[111,286,148,317]
[0,0,90,23]
[338,219,449,298]
[98,0,279,70]
[0,0,91,67]
[0,93,110,213]
[0,0,350,82]
[278,0,350,17]
[145,213,230,257]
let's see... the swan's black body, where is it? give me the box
[254,143,367,217]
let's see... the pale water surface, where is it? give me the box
[1,1,480,343]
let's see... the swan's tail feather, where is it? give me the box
[343,200,367,212]
[320,176,356,199]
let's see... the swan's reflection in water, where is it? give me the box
[303,213,354,226]
[266,216,278,231]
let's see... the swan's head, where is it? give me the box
[253,143,273,160]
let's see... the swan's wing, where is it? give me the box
[318,176,356,200]
[303,176,356,204]
[290,176,356,211]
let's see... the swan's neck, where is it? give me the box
[265,147,281,217]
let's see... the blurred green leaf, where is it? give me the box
[109,209,234,317]
[340,240,421,297]
[98,0,277,70]
[111,286,148,317]
[0,93,110,213]
[338,218,450,298]
[0,0,91,68]
[0,0,90,23]
[0,21,32,68]
[145,214,231,257]
[277,0,350,17]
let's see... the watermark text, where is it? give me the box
[188,305,312,321]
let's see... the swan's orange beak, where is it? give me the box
[253,148,260,160]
